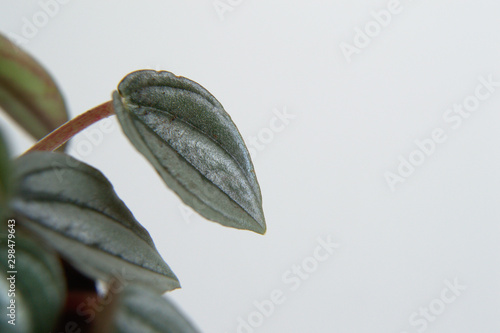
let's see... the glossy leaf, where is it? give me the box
[0,33,68,139]
[112,285,200,333]
[0,228,66,333]
[11,152,180,293]
[113,70,266,234]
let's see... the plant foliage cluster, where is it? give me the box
[0,33,265,333]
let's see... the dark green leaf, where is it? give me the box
[112,285,200,333]
[11,152,180,293]
[113,70,266,234]
[0,129,13,219]
[0,32,69,139]
[0,227,66,333]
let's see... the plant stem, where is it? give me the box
[24,100,114,154]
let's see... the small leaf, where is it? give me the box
[113,70,266,234]
[0,32,69,139]
[0,228,66,333]
[0,129,13,218]
[11,152,180,293]
[112,285,200,333]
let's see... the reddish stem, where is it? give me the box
[24,100,114,154]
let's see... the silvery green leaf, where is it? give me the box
[0,33,68,140]
[113,285,200,333]
[0,228,66,333]
[11,152,179,293]
[113,70,265,234]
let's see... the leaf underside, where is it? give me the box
[0,33,69,140]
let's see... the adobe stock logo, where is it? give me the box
[339,0,421,63]
[213,0,244,21]
[385,75,499,191]
[400,278,466,333]
[8,0,72,46]
[51,118,116,183]
[230,235,340,333]
[246,107,296,160]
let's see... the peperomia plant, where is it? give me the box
[0,32,265,333]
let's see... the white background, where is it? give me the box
[1,1,500,332]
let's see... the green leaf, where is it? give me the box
[0,129,13,219]
[0,33,69,140]
[112,285,200,333]
[11,152,180,293]
[0,227,66,333]
[113,70,266,234]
